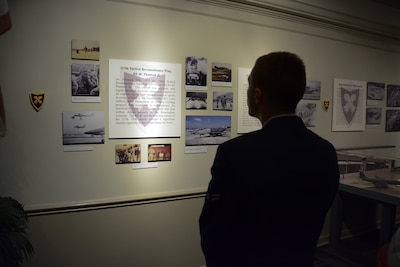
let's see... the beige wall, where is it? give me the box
[21,197,206,267]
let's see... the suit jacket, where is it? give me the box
[199,116,339,267]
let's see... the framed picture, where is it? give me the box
[148,144,172,162]
[332,78,366,131]
[71,39,100,61]
[115,144,141,164]
[211,62,232,87]
[367,82,385,100]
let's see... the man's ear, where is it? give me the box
[254,88,263,104]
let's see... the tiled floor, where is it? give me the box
[314,231,380,267]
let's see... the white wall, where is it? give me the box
[0,1,399,266]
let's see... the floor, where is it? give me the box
[314,230,381,267]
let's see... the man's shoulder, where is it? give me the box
[221,129,263,146]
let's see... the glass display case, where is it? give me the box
[337,146,400,188]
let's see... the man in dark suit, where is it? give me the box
[199,52,339,267]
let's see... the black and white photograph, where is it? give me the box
[185,115,231,146]
[72,63,100,102]
[385,109,400,132]
[367,82,385,100]
[213,91,233,111]
[185,56,207,90]
[296,102,316,127]
[115,144,141,164]
[303,80,321,100]
[71,39,100,61]
[366,107,382,125]
[148,144,172,162]
[386,84,400,107]
[62,111,105,145]
[211,62,232,87]
[186,91,207,110]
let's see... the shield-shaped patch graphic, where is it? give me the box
[340,87,359,124]
[29,91,46,112]
[123,72,165,127]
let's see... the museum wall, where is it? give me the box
[0,1,399,266]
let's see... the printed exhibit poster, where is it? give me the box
[237,68,261,133]
[332,78,366,131]
[109,59,181,138]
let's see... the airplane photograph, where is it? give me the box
[211,62,232,86]
[367,82,385,100]
[62,111,105,145]
[303,80,321,100]
[115,144,141,164]
[71,39,100,61]
[185,115,231,146]
[71,112,93,120]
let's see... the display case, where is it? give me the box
[337,146,400,188]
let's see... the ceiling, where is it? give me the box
[373,0,400,9]
[191,0,400,42]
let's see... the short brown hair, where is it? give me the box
[252,52,306,112]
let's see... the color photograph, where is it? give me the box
[115,144,141,164]
[185,115,231,146]
[71,39,100,60]
[367,82,385,100]
[186,91,207,110]
[303,80,321,100]
[211,62,232,87]
[148,144,172,162]
[296,102,316,127]
[385,109,400,132]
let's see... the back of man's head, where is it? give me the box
[252,51,306,112]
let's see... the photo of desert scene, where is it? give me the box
[71,39,100,60]
[186,115,231,146]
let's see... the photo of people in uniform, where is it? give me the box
[367,82,385,100]
[115,144,141,164]
[71,63,100,96]
[148,144,171,162]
